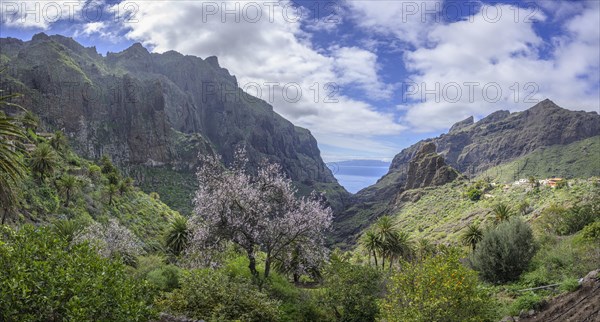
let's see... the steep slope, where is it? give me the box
[478,136,600,183]
[333,101,600,245]
[0,33,348,214]
[333,142,461,245]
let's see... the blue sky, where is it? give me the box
[1,0,599,162]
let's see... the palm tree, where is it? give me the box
[106,184,118,205]
[57,174,79,206]
[49,130,68,152]
[165,216,190,256]
[360,230,381,267]
[20,110,38,131]
[386,231,413,269]
[118,177,134,196]
[1,91,28,224]
[29,143,59,181]
[492,203,512,224]
[374,216,397,268]
[461,223,483,252]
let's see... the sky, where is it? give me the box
[1,0,599,162]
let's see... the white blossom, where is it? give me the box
[188,149,332,279]
[74,219,143,259]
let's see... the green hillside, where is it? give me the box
[389,178,599,244]
[4,129,178,247]
[477,136,600,183]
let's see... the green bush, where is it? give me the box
[146,266,181,292]
[0,225,155,321]
[541,199,599,236]
[581,221,600,241]
[466,187,482,201]
[157,268,281,321]
[472,218,537,283]
[560,278,580,292]
[321,254,382,322]
[380,249,494,322]
[510,292,545,316]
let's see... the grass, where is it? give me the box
[477,136,600,183]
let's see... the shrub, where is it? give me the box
[472,218,537,283]
[380,249,494,322]
[322,254,382,322]
[509,293,545,316]
[541,200,599,235]
[146,265,182,292]
[0,225,155,321]
[466,187,482,201]
[158,268,281,321]
[581,221,600,241]
[560,278,580,292]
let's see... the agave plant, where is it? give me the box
[492,203,512,224]
[165,216,190,256]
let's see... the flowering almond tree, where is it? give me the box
[190,150,332,280]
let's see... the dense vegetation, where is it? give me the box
[1,93,599,321]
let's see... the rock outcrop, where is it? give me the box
[0,34,348,213]
[404,142,459,190]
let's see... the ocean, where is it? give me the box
[329,162,390,194]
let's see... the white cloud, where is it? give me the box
[398,3,599,132]
[331,46,394,100]
[346,0,444,46]
[112,0,405,155]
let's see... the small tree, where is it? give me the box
[380,249,494,321]
[461,223,483,252]
[74,219,143,261]
[492,203,512,224]
[106,184,118,205]
[360,230,380,267]
[49,130,68,153]
[189,150,332,281]
[118,177,134,196]
[57,174,80,206]
[322,252,382,321]
[471,218,537,283]
[29,143,59,181]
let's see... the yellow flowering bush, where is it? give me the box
[379,249,495,322]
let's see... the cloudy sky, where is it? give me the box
[1,0,599,161]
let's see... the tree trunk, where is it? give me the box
[293,272,300,284]
[246,248,259,278]
[65,189,71,207]
[264,255,271,279]
[1,208,7,225]
[373,251,378,267]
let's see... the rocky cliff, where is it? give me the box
[404,142,460,190]
[0,33,348,213]
[332,100,600,245]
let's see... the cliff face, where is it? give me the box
[404,142,460,190]
[0,34,348,213]
[332,100,600,245]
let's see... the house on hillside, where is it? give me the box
[545,178,564,188]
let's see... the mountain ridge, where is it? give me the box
[333,99,599,245]
[0,33,349,214]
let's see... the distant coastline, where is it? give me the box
[328,160,391,194]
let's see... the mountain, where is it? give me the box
[0,33,349,214]
[333,100,600,245]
